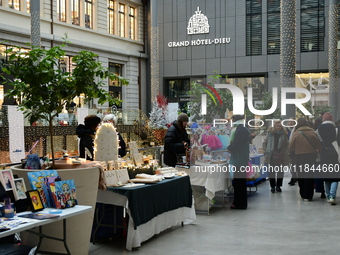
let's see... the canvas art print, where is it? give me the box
[13,178,27,200]
[27,170,59,207]
[54,180,77,209]
[0,169,14,191]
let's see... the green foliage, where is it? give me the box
[254,91,281,120]
[2,43,128,125]
[187,72,232,123]
[313,105,333,118]
[1,41,128,165]
[296,101,313,119]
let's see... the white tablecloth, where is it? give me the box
[177,163,231,213]
[97,189,196,250]
[179,162,231,200]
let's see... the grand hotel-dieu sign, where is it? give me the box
[167,7,231,48]
[187,7,210,34]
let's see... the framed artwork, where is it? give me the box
[27,190,44,212]
[13,178,27,200]
[54,180,78,209]
[0,169,14,191]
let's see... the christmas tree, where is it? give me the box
[149,94,169,129]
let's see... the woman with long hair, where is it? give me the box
[263,121,289,193]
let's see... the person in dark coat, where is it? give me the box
[262,121,290,193]
[227,115,250,209]
[313,117,326,198]
[102,114,127,157]
[164,113,190,167]
[76,115,101,160]
[289,118,322,201]
[317,112,339,205]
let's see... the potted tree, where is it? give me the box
[1,42,129,254]
[2,41,128,168]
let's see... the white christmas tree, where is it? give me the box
[149,94,169,129]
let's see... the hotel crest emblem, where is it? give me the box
[187,7,210,35]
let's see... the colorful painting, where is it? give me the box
[54,180,77,209]
[27,170,59,208]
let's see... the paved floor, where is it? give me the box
[89,176,340,255]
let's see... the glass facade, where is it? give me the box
[301,0,325,52]
[246,0,262,56]
[267,0,280,55]
[166,78,190,103]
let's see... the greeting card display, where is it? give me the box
[27,170,59,208]
[103,168,130,187]
[54,180,78,209]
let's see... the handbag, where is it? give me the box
[315,130,339,162]
[321,141,338,162]
[271,149,284,165]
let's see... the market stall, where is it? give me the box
[95,175,196,250]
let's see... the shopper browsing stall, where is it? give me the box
[76,115,101,160]
[164,113,190,167]
[227,115,250,209]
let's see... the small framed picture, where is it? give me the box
[13,178,27,200]
[27,190,44,212]
[0,169,14,191]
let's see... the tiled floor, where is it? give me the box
[88,176,340,255]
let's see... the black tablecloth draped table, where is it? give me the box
[106,176,193,228]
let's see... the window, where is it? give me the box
[0,45,6,65]
[85,0,93,29]
[59,56,76,74]
[301,0,325,52]
[226,76,266,100]
[8,0,20,10]
[109,63,123,107]
[246,0,262,56]
[26,0,30,13]
[166,79,190,103]
[108,0,115,34]
[119,3,125,37]
[57,0,67,22]
[72,0,80,25]
[267,0,280,55]
[128,6,135,40]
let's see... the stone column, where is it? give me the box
[150,0,159,102]
[280,0,296,118]
[329,0,338,119]
[30,0,41,48]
